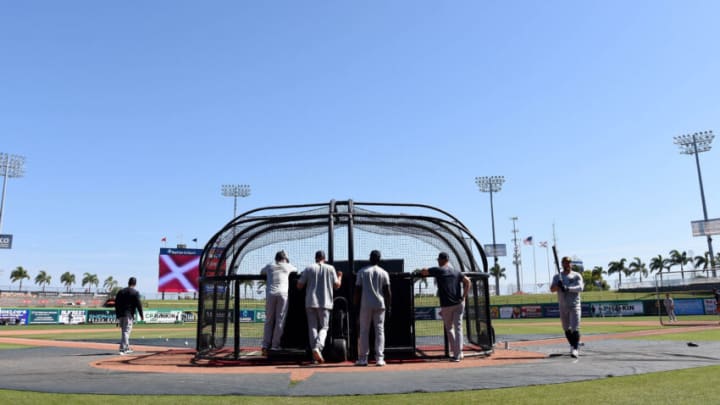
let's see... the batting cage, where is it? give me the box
[195,200,493,362]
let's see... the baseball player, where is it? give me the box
[260,250,297,355]
[353,250,391,367]
[297,250,342,364]
[550,256,584,358]
[419,252,470,362]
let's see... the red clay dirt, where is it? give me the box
[2,321,718,383]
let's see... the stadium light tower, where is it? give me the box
[0,153,25,234]
[475,176,505,271]
[674,131,715,275]
[222,184,251,218]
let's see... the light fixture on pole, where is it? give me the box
[221,184,251,218]
[0,153,25,234]
[674,131,715,275]
[475,176,505,271]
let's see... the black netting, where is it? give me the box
[196,200,492,360]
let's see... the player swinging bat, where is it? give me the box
[549,246,584,358]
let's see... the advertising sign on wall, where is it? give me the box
[590,302,644,317]
[59,309,86,324]
[674,299,706,316]
[521,305,543,318]
[704,299,718,315]
[144,310,183,324]
[29,309,59,324]
[239,310,254,323]
[414,307,437,320]
[0,308,28,324]
[87,309,118,324]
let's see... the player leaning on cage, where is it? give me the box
[297,250,342,364]
[550,256,584,358]
[419,252,471,362]
[260,250,297,356]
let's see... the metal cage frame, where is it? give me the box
[196,199,494,361]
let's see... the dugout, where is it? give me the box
[195,200,493,362]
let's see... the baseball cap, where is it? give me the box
[437,252,449,261]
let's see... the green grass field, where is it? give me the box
[141,288,716,310]
[0,365,718,404]
[2,316,719,403]
[2,292,719,403]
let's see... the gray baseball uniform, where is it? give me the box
[260,261,297,350]
[355,264,390,363]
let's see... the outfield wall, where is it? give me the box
[0,308,194,325]
[490,298,719,319]
[2,298,718,325]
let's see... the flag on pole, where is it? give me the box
[538,241,548,248]
[161,237,167,242]
[523,236,533,245]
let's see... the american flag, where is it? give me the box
[523,236,533,245]
[538,241,548,248]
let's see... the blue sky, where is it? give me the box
[1,1,719,296]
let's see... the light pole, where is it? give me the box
[674,131,715,276]
[510,216,522,293]
[475,175,505,272]
[221,184,251,218]
[0,153,25,234]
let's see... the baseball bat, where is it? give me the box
[552,245,561,274]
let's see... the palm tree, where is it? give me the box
[649,254,667,279]
[10,266,30,291]
[628,257,648,282]
[103,276,118,293]
[34,270,52,293]
[668,249,690,280]
[693,253,710,275]
[82,272,99,292]
[607,258,627,288]
[588,266,607,290]
[489,263,506,296]
[256,279,266,295]
[61,272,76,293]
[238,279,254,297]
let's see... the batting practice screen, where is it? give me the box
[195,200,494,361]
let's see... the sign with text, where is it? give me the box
[691,218,720,236]
[590,302,644,317]
[28,309,59,324]
[59,309,86,324]
[484,244,507,257]
[87,309,117,324]
[0,234,12,249]
[144,310,184,324]
[0,308,28,324]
